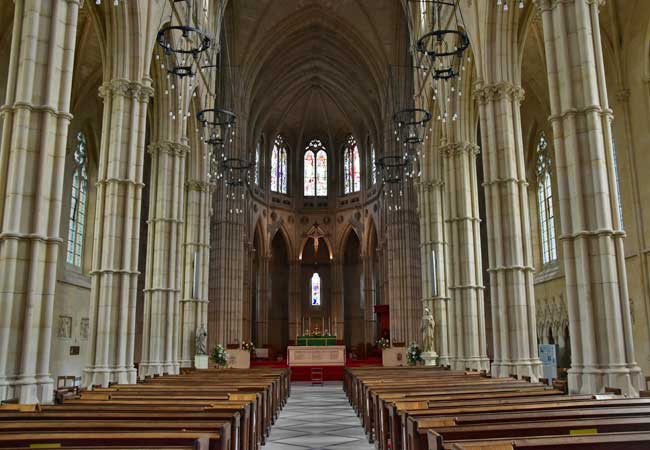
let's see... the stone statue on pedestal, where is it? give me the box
[195,324,207,356]
[421,307,436,353]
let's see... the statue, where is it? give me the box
[421,307,436,353]
[195,324,207,356]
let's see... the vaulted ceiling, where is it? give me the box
[225,0,410,151]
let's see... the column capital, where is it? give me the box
[99,79,154,102]
[473,82,525,105]
[440,142,480,158]
[417,180,444,192]
[186,179,211,192]
[533,0,605,12]
[147,141,190,157]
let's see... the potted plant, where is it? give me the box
[407,342,423,366]
[211,344,229,368]
[242,341,255,354]
[376,337,390,350]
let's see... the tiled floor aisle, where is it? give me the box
[263,382,374,450]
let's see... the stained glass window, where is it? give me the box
[343,135,361,194]
[304,139,327,197]
[371,143,377,185]
[311,272,321,306]
[255,140,260,186]
[66,132,88,268]
[535,132,557,265]
[270,135,287,194]
[612,138,624,229]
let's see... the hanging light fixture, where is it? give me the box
[496,0,525,11]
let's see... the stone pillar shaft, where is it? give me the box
[476,82,542,379]
[443,142,489,371]
[256,255,270,346]
[0,0,80,403]
[362,254,376,355]
[83,79,152,388]
[179,180,211,367]
[140,141,187,377]
[418,179,451,366]
[537,0,642,394]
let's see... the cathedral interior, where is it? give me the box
[2,0,650,408]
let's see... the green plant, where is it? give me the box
[407,342,422,365]
[211,344,229,368]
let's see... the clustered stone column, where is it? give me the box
[418,175,451,366]
[0,0,80,403]
[256,254,271,346]
[362,253,376,354]
[331,259,344,338]
[83,79,153,388]
[536,0,643,394]
[179,180,211,368]
[386,182,423,344]
[443,141,490,371]
[475,82,542,379]
[139,141,188,377]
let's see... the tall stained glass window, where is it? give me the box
[311,272,321,306]
[67,132,88,267]
[535,132,557,265]
[612,138,624,229]
[343,135,361,194]
[371,143,377,185]
[270,135,288,194]
[304,139,327,196]
[254,140,261,186]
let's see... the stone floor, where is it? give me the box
[263,381,374,450]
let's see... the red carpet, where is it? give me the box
[251,357,381,381]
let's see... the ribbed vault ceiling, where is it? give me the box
[229,0,408,149]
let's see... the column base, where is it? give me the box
[452,357,490,372]
[491,359,543,381]
[435,355,452,367]
[568,365,644,397]
[83,366,137,388]
[10,375,54,404]
[421,351,438,366]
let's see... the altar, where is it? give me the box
[287,345,345,367]
[296,335,336,346]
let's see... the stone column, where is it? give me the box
[256,255,270,346]
[139,141,188,377]
[536,0,643,394]
[362,254,376,356]
[179,180,211,368]
[83,79,153,388]
[331,259,344,339]
[289,260,302,341]
[475,82,543,380]
[443,142,490,371]
[242,241,254,342]
[0,0,80,403]
[418,179,451,367]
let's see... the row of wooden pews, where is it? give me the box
[0,367,290,450]
[345,367,650,450]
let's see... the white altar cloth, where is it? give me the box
[287,345,345,367]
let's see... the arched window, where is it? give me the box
[371,143,377,185]
[535,132,557,265]
[304,139,327,197]
[254,140,261,186]
[311,272,321,306]
[343,135,361,194]
[270,135,288,194]
[66,132,88,267]
[612,138,624,229]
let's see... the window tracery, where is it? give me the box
[304,139,327,197]
[270,135,288,194]
[343,135,361,194]
[535,132,557,265]
[66,132,88,268]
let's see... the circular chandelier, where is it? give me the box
[393,108,432,146]
[156,25,211,79]
[416,29,469,81]
[197,108,236,147]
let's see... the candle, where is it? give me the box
[302,316,304,335]
[322,316,324,333]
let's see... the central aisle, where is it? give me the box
[264,381,374,450]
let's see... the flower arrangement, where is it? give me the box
[242,341,255,353]
[376,337,390,350]
[407,342,423,365]
[211,344,229,368]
